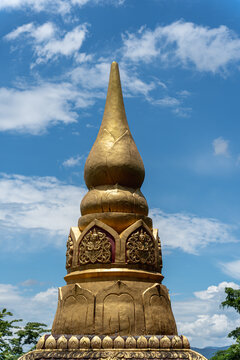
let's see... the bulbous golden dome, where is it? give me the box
[84,61,145,189]
[79,62,152,233]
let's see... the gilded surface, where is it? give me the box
[81,186,148,217]
[143,284,177,335]
[69,336,79,349]
[66,235,74,269]
[20,62,206,360]
[149,336,159,349]
[102,336,113,349]
[79,212,153,235]
[78,62,150,234]
[19,349,207,360]
[125,336,136,349]
[52,284,94,335]
[79,228,112,264]
[80,337,91,349]
[36,336,45,350]
[126,228,155,265]
[74,220,122,266]
[57,335,68,349]
[36,334,190,350]
[83,62,145,189]
[95,281,144,335]
[44,335,56,349]
[136,336,148,349]
[153,229,162,272]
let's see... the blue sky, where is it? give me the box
[0,0,240,348]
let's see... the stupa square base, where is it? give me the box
[19,349,207,360]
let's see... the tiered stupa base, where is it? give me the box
[19,62,207,360]
[19,334,207,360]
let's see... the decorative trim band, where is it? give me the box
[19,348,207,360]
[64,268,164,283]
[36,334,190,351]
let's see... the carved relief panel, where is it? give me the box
[120,220,157,268]
[66,220,161,271]
[76,220,123,266]
[79,227,113,264]
[126,227,155,265]
[143,284,177,335]
[102,292,135,334]
[52,284,95,335]
[65,227,81,271]
[95,281,144,335]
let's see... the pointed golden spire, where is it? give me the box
[84,61,145,189]
[79,62,152,233]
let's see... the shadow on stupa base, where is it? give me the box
[18,334,207,360]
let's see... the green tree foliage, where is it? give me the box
[0,308,48,360]
[211,287,240,360]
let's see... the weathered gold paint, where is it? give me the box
[84,61,145,189]
[20,62,208,360]
[78,62,151,233]
[51,62,177,336]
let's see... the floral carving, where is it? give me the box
[66,235,74,269]
[79,228,112,264]
[19,349,205,360]
[126,228,155,265]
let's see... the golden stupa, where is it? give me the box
[20,62,206,360]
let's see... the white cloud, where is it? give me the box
[70,61,156,98]
[86,123,98,129]
[0,0,125,15]
[0,61,155,134]
[36,25,88,63]
[5,22,35,40]
[173,106,192,118]
[194,281,239,300]
[75,52,93,63]
[147,91,191,116]
[33,288,58,304]
[0,82,95,134]
[0,284,22,304]
[150,96,180,107]
[5,22,55,42]
[120,66,156,97]
[150,209,237,254]
[0,280,239,347]
[0,174,86,250]
[72,0,125,5]
[123,25,160,63]
[5,22,88,63]
[0,173,237,254]
[0,0,71,14]
[70,60,190,113]
[191,151,236,176]
[213,137,229,156]
[0,283,57,327]
[177,90,191,97]
[122,21,240,73]
[62,155,83,167]
[19,279,38,287]
[221,260,240,280]
[173,282,240,347]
